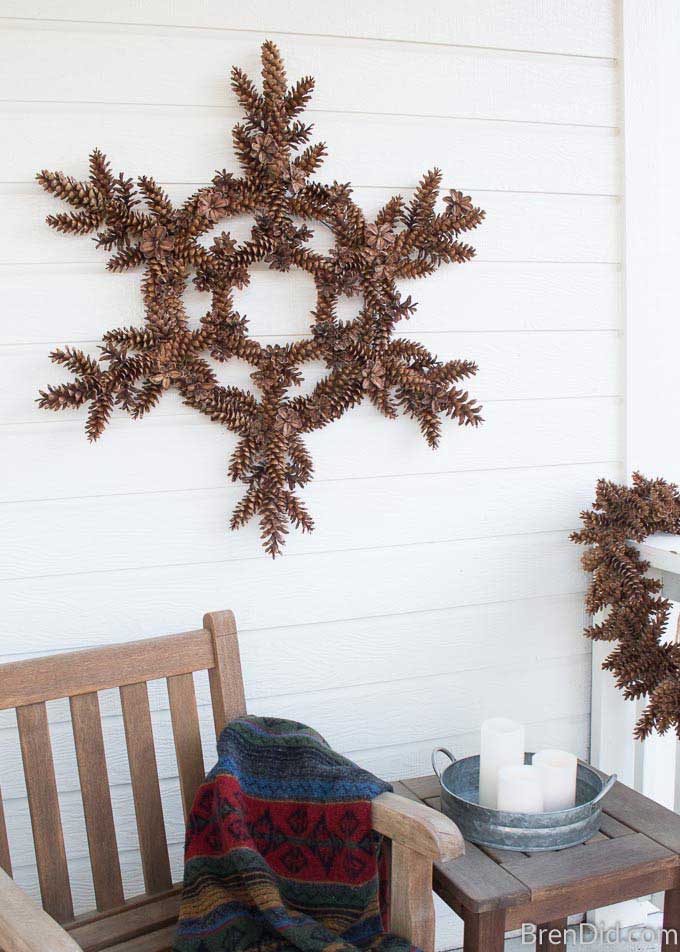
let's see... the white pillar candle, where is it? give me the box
[532,749,578,811]
[478,717,525,809]
[497,764,544,814]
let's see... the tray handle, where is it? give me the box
[431,747,456,782]
[590,772,617,806]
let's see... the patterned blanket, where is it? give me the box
[174,716,418,952]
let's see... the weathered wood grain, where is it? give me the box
[389,779,530,915]
[391,843,436,952]
[462,909,505,952]
[68,891,181,951]
[0,631,213,709]
[204,611,246,737]
[0,867,81,952]
[166,674,205,821]
[0,786,11,875]
[105,923,178,951]
[119,683,172,895]
[601,779,680,853]
[16,702,73,921]
[662,887,680,951]
[500,833,677,900]
[598,812,633,839]
[536,919,567,952]
[69,692,124,910]
[372,791,464,861]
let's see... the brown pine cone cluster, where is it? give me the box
[572,473,680,738]
[37,41,485,556]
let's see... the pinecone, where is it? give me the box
[140,225,174,257]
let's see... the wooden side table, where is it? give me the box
[394,774,680,951]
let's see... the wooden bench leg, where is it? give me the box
[663,888,680,950]
[390,843,435,952]
[463,909,505,952]
[537,918,567,951]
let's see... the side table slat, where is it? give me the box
[434,845,531,914]
[401,776,440,802]
[601,781,680,853]
[423,796,442,811]
[598,813,634,838]
[500,833,677,900]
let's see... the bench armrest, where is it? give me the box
[372,792,463,952]
[372,790,465,861]
[0,867,81,952]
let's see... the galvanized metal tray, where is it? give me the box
[431,748,617,852]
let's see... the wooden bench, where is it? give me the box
[0,611,464,952]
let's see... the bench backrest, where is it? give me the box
[0,610,245,922]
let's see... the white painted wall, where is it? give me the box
[0,0,621,926]
[590,0,680,790]
[624,0,680,483]
[589,4,680,925]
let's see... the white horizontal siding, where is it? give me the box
[0,262,621,344]
[1,463,618,579]
[0,0,621,923]
[0,23,618,125]
[6,105,620,192]
[0,397,622,502]
[1,530,587,641]
[1,332,620,425]
[0,188,621,261]
[0,1,617,57]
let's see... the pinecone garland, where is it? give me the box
[36,41,485,556]
[572,473,680,739]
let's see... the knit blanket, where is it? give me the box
[173,716,418,952]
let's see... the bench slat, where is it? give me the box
[0,630,213,709]
[68,891,181,951]
[0,786,11,875]
[16,702,74,921]
[70,691,125,911]
[106,923,177,952]
[120,683,172,894]
[167,673,205,820]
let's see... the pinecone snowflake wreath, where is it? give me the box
[572,473,680,738]
[36,41,485,556]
